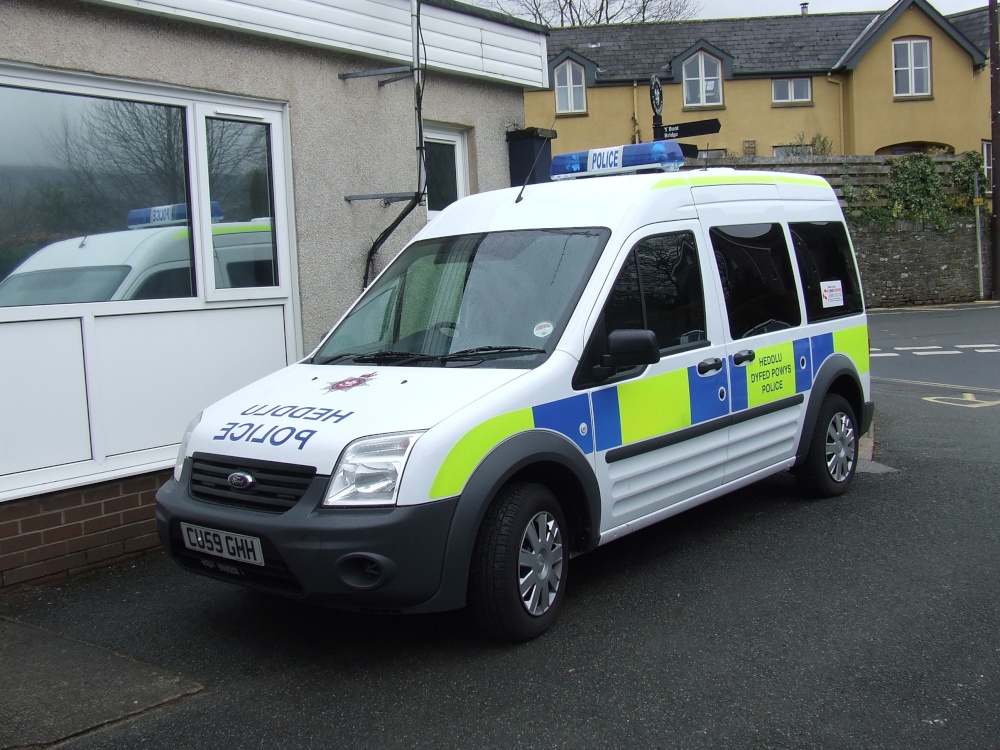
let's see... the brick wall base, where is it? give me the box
[0,470,171,589]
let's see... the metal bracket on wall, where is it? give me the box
[338,66,413,87]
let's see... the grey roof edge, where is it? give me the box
[423,0,548,34]
[836,0,985,70]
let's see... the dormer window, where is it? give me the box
[683,51,722,107]
[893,38,931,97]
[555,60,586,114]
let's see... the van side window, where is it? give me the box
[574,231,706,389]
[130,267,195,300]
[788,222,864,321]
[636,233,706,348]
[710,223,801,339]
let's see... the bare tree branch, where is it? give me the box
[484,0,701,26]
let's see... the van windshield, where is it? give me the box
[0,266,131,306]
[313,228,609,368]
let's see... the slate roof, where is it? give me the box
[547,2,988,84]
[948,7,989,55]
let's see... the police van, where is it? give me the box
[0,202,274,306]
[156,141,873,642]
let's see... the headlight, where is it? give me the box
[173,412,203,482]
[323,431,423,507]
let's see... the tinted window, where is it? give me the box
[0,266,129,305]
[789,222,864,321]
[636,232,706,348]
[710,223,801,339]
[130,267,193,300]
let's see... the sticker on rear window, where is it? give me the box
[821,280,844,308]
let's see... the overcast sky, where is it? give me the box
[693,0,986,18]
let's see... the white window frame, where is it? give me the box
[893,38,931,97]
[683,51,723,107]
[0,64,301,502]
[554,60,586,114]
[192,103,292,303]
[772,78,812,103]
[423,124,469,221]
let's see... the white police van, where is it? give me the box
[156,141,873,641]
[0,202,274,306]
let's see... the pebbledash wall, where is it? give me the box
[0,0,548,589]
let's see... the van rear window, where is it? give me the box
[788,222,864,321]
[0,266,130,306]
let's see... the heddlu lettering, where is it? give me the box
[211,404,355,450]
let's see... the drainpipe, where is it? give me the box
[826,73,844,155]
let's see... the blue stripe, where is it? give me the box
[533,394,594,455]
[811,333,835,371]
[794,337,812,393]
[729,356,748,412]
[592,386,623,452]
[688,362,730,423]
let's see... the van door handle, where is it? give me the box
[733,349,755,366]
[697,357,723,375]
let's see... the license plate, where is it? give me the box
[180,523,264,566]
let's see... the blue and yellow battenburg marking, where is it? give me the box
[429,325,868,498]
[429,394,592,499]
[592,363,729,451]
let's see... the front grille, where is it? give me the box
[190,455,316,513]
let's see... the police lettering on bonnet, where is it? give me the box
[156,140,873,643]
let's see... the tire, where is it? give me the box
[794,393,859,498]
[469,482,568,642]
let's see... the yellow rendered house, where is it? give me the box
[525,0,990,162]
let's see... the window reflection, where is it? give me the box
[0,85,195,306]
[206,118,277,289]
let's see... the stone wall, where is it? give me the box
[852,220,994,308]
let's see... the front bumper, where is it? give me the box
[155,461,459,612]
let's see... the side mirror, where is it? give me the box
[593,329,660,379]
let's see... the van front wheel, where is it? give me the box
[469,482,567,642]
[795,393,858,498]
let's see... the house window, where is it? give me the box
[698,149,727,159]
[983,141,993,195]
[424,125,469,219]
[772,78,812,103]
[555,60,586,114]
[683,52,722,107]
[893,39,931,97]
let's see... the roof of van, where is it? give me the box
[419,169,836,240]
[10,220,272,274]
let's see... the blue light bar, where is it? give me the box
[126,201,224,229]
[550,141,685,180]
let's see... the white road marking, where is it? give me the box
[894,345,942,350]
[913,350,960,356]
[870,352,900,358]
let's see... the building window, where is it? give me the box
[983,141,993,195]
[424,125,469,218]
[683,52,722,107]
[554,60,586,114]
[0,83,288,308]
[772,78,812,103]
[698,149,727,159]
[893,39,931,97]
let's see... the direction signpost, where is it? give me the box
[650,76,722,159]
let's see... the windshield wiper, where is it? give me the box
[441,346,546,361]
[312,350,437,365]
